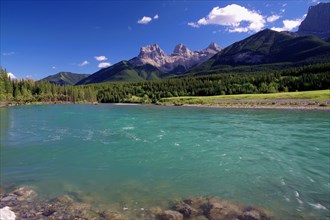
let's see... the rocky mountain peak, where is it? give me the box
[172,43,192,56]
[207,42,222,51]
[130,42,222,73]
[297,2,330,39]
[138,44,167,59]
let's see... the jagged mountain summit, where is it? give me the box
[129,43,221,72]
[297,2,330,40]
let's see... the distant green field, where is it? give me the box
[158,90,330,106]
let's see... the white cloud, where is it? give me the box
[137,16,152,24]
[78,60,89,67]
[271,18,303,32]
[98,62,111,68]
[154,14,159,19]
[282,3,287,7]
[188,4,266,33]
[7,72,17,79]
[188,22,200,28]
[2,51,15,56]
[52,66,56,69]
[267,15,281,23]
[94,56,108,61]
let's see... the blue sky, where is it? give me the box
[0,0,328,80]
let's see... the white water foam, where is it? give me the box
[83,130,94,141]
[308,202,328,210]
[307,176,315,183]
[122,127,135,130]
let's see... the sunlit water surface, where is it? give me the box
[1,104,329,219]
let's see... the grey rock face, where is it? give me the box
[297,2,330,39]
[130,43,222,72]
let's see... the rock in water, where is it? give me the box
[171,196,272,220]
[158,210,184,220]
[13,187,37,201]
[0,206,16,220]
[297,2,330,39]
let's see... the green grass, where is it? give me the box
[158,90,330,106]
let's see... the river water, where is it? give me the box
[0,104,329,219]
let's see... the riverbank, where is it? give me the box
[0,186,272,220]
[1,90,329,110]
[157,90,330,110]
[0,101,98,107]
[157,100,330,110]
[2,100,329,110]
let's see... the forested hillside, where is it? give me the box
[1,63,329,105]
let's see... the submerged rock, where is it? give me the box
[171,196,272,220]
[173,201,199,217]
[158,210,184,220]
[0,187,37,207]
[0,206,16,220]
[0,187,273,220]
[13,187,37,202]
[1,188,108,220]
[99,210,128,220]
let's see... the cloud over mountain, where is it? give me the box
[137,16,152,24]
[95,56,108,61]
[188,4,265,33]
[271,17,304,32]
[267,15,281,23]
[78,60,89,67]
[137,14,159,24]
[98,62,111,68]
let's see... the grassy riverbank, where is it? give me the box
[2,90,329,110]
[158,90,330,109]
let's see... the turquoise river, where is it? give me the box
[0,104,329,219]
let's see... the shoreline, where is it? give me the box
[1,100,330,111]
[157,103,330,110]
[0,101,98,108]
[0,186,273,220]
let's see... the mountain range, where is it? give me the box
[76,43,221,85]
[40,2,330,85]
[129,42,221,72]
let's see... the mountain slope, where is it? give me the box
[40,72,90,85]
[297,2,330,40]
[189,29,330,75]
[76,61,164,85]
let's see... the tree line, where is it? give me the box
[1,62,329,105]
[0,69,97,104]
